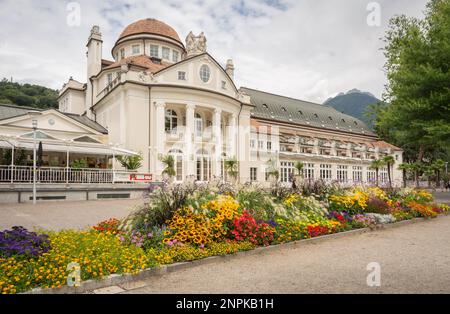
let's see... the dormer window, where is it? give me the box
[172,51,179,63]
[314,113,319,118]
[298,110,303,115]
[199,65,210,83]
[132,45,140,54]
[150,45,159,57]
[162,47,170,60]
[120,48,125,59]
[262,104,268,109]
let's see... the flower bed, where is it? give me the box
[1,183,448,294]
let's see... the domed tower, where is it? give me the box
[111,18,185,64]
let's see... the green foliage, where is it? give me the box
[224,157,238,180]
[0,78,58,109]
[236,185,276,220]
[294,161,304,176]
[70,159,87,169]
[375,0,450,162]
[116,153,143,171]
[160,155,175,178]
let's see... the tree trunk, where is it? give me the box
[387,163,392,189]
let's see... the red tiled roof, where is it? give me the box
[118,18,182,44]
[373,140,402,150]
[103,55,170,73]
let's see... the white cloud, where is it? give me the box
[0,0,429,102]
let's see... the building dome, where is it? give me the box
[118,18,182,44]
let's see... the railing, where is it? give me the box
[0,165,148,184]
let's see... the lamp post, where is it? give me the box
[28,111,41,205]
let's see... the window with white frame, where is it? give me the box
[150,45,159,57]
[267,141,272,151]
[169,149,183,181]
[120,48,125,59]
[337,165,348,183]
[250,167,257,182]
[162,47,170,60]
[258,140,264,150]
[199,65,210,82]
[250,139,255,149]
[132,45,140,54]
[107,73,113,85]
[281,161,294,183]
[352,166,363,182]
[165,109,178,133]
[303,163,315,180]
[320,164,332,180]
[178,71,186,80]
[367,170,376,183]
[172,50,179,62]
[380,167,388,183]
[194,113,203,137]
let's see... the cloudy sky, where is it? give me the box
[0,0,429,103]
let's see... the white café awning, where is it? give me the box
[0,139,137,156]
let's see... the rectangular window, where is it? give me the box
[107,73,112,85]
[221,81,227,89]
[250,139,255,148]
[352,166,363,182]
[367,171,376,183]
[258,140,264,149]
[176,156,183,181]
[132,45,140,54]
[250,167,257,182]
[150,45,159,57]
[172,50,179,62]
[162,47,170,59]
[337,165,348,183]
[303,163,315,180]
[120,48,125,59]
[178,71,186,80]
[267,141,272,151]
[280,161,294,183]
[320,164,332,180]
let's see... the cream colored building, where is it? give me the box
[53,18,403,186]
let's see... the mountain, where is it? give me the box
[0,78,59,109]
[324,89,380,129]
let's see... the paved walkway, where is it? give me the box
[0,199,143,231]
[119,216,450,294]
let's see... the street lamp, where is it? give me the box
[28,111,41,205]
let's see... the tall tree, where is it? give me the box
[374,0,450,162]
[369,159,385,187]
[383,155,396,188]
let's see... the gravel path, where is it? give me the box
[0,199,143,231]
[122,216,450,294]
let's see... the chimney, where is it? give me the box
[225,59,234,80]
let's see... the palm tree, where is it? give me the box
[398,163,411,188]
[116,153,143,170]
[294,161,304,177]
[266,158,279,183]
[431,159,445,187]
[383,155,395,188]
[224,157,238,183]
[160,155,176,181]
[410,162,423,188]
[369,159,385,187]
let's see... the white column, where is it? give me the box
[213,108,222,177]
[185,103,196,179]
[228,113,237,157]
[155,101,166,177]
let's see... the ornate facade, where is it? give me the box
[57,18,403,186]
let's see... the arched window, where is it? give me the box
[194,113,203,137]
[168,149,183,181]
[165,109,178,134]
